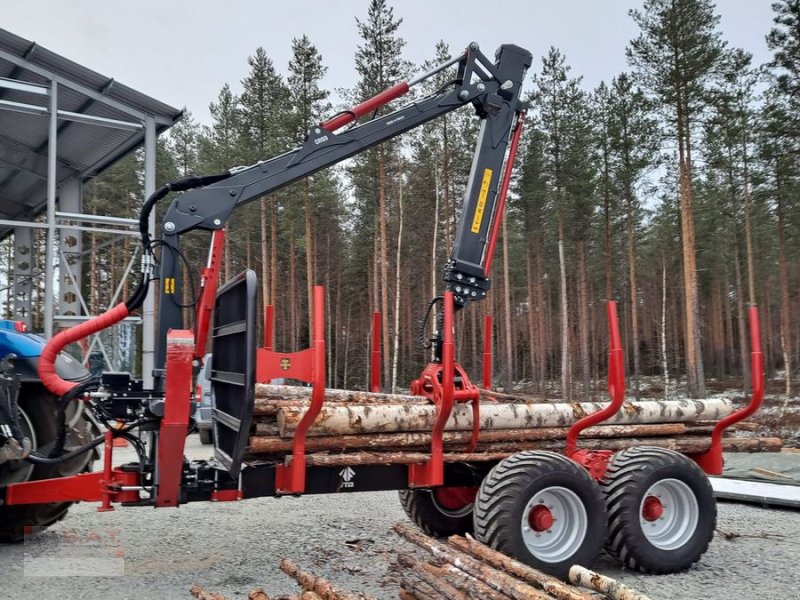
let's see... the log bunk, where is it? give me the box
[244,384,782,467]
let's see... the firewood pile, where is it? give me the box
[190,559,376,600]
[245,384,782,465]
[393,523,652,600]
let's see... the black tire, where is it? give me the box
[601,446,716,574]
[0,386,96,543]
[399,487,476,537]
[199,428,213,445]
[473,451,607,579]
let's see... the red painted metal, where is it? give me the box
[321,82,410,132]
[99,429,115,511]
[39,302,130,396]
[274,286,326,494]
[529,504,555,532]
[566,301,625,458]
[211,489,243,502]
[482,315,493,390]
[4,469,139,506]
[571,448,613,481]
[483,113,525,273]
[155,329,194,507]
[371,312,381,392]
[692,306,764,475]
[409,292,481,486]
[642,495,664,522]
[264,304,274,351]
[257,347,314,383]
[432,486,478,510]
[193,229,225,362]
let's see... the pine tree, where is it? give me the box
[607,72,659,399]
[351,0,408,385]
[628,0,726,398]
[287,35,330,333]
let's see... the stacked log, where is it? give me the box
[393,523,652,600]
[245,385,782,465]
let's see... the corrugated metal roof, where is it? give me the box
[0,27,182,237]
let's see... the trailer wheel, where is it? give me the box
[601,446,715,574]
[399,486,476,537]
[0,386,96,543]
[473,451,607,579]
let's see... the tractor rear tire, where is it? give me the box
[399,487,476,537]
[473,450,607,579]
[601,446,716,574]
[0,386,96,543]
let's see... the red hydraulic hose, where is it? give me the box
[38,303,130,397]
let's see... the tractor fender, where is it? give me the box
[0,328,89,383]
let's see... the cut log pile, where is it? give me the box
[190,559,375,600]
[393,523,652,600]
[245,384,782,464]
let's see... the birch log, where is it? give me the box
[277,399,734,437]
[569,565,653,600]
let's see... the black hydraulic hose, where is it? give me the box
[27,419,157,466]
[50,378,98,457]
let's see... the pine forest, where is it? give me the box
[13,0,800,401]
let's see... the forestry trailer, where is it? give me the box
[0,42,767,579]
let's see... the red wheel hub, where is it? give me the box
[432,486,477,510]
[528,504,554,532]
[642,495,664,521]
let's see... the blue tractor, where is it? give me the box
[0,320,99,541]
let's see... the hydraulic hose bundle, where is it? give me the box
[33,171,232,463]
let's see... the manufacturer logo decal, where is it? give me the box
[280,357,291,371]
[339,466,356,488]
[470,168,493,233]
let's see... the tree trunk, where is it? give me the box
[378,149,391,385]
[625,184,641,400]
[304,180,314,336]
[391,173,404,393]
[557,214,571,401]
[734,244,751,390]
[576,240,591,397]
[777,171,792,398]
[502,216,514,388]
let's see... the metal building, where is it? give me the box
[0,27,181,386]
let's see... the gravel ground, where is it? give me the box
[3,437,800,600]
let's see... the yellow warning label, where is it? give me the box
[471,168,493,234]
[164,278,175,294]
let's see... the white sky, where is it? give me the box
[3,0,776,126]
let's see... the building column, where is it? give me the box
[142,115,156,387]
[44,81,57,339]
[58,177,82,323]
[12,226,33,328]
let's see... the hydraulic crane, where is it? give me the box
[0,41,766,578]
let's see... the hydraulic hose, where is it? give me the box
[37,170,233,399]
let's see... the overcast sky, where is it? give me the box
[3,1,777,126]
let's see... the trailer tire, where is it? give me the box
[0,386,96,543]
[601,446,715,574]
[473,450,607,579]
[399,487,476,537]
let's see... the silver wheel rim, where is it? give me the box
[521,486,588,563]
[0,405,36,485]
[639,478,699,551]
